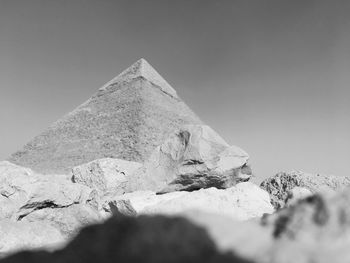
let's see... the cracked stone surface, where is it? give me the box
[128,125,252,193]
[104,182,274,221]
[71,158,142,197]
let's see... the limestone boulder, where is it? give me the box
[128,125,251,193]
[105,182,273,221]
[0,161,49,219]
[14,179,98,221]
[0,219,64,257]
[0,161,101,239]
[71,158,142,197]
[103,191,186,216]
[260,171,350,209]
[142,183,273,220]
[0,161,98,221]
[20,204,102,238]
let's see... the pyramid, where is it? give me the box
[8,59,202,174]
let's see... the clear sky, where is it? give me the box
[1,0,349,181]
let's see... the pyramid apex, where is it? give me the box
[132,58,149,68]
[100,58,178,98]
[137,57,148,63]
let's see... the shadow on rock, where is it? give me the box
[0,215,253,263]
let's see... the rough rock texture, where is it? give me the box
[8,59,202,174]
[15,181,98,220]
[0,161,95,220]
[0,215,252,263]
[260,171,350,209]
[0,220,64,257]
[71,158,142,197]
[106,182,274,221]
[20,204,101,238]
[103,191,187,216]
[128,125,251,193]
[0,161,101,247]
[0,162,32,219]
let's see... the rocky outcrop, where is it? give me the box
[103,190,185,216]
[0,220,64,257]
[0,161,97,220]
[0,215,252,263]
[0,161,103,254]
[105,182,273,221]
[184,188,350,263]
[260,171,350,209]
[128,125,252,193]
[71,158,142,197]
[15,180,98,220]
[20,204,101,238]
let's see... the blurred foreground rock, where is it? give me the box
[0,215,252,263]
[185,187,350,263]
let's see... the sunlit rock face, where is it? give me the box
[0,161,96,220]
[71,158,142,197]
[128,125,252,193]
[0,161,101,255]
[104,182,273,221]
[0,220,65,257]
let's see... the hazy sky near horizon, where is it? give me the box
[1,0,349,181]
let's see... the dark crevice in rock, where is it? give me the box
[179,131,191,150]
[182,159,204,166]
[17,201,75,221]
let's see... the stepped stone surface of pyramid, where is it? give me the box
[8,59,202,174]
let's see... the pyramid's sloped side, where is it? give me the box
[8,78,202,174]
